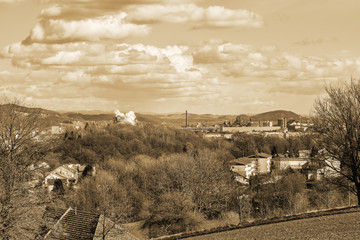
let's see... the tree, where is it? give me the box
[313,79,360,205]
[0,98,47,239]
[143,191,199,238]
[231,133,256,157]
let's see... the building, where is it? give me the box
[230,153,272,183]
[248,153,272,174]
[299,150,311,158]
[43,207,138,240]
[230,157,256,181]
[51,126,64,134]
[44,164,94,192]
[221,126,281,133]
[301,157,341,182]
[273,157,308,171]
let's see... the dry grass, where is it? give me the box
[187,211,360,240]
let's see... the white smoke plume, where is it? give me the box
[114,110,137,125]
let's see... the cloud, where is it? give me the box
[23,12,150,44]
[1,40,225,111]
[22,1,263,44]
[0,0,23,3]
[192,40,360,95]
[126,4,263,28]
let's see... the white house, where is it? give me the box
[230,153,272,183]
[44,164,81,191]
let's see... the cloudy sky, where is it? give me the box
[1,0,360,114]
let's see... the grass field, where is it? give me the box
[186,211,360,240]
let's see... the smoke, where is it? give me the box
[114,110,137,125]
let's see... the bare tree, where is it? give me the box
[0,98,47,239]
[313,79,360,205]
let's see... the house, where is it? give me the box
[299,150,310,159]
[229,153,272,183]
[273,157,308,171]
[44,164,94,192]
[45,164,80,186]
[247,153,272,174]
[43,207,138,240]
[230,158,256,183]
[318,157,341,179]
[301,160,322,181]
[301,157,341,182]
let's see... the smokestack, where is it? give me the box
[186,110,188,127]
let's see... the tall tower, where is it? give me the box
[186,110,188,127]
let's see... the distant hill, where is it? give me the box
[61,112,114,121]
[0,104,309,128]
[251,110,301,122]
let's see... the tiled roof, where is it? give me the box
[44,207,139,240]
[45,207,100,240]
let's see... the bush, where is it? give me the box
[143,191,200,238]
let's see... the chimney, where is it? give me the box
[186,110,188,127]
[75,207,77,215]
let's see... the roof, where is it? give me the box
[61,164,80,174]
[44,207,100,240]
[248,153,272,158]
[229,158,254,165]
[44,207,139,240]
[273,157,308,162]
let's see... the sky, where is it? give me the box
[1,0,360,114]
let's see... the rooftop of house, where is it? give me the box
[44,207,99,240]
[229,158,254,165]
[273,157,308,162]
[61,164,81,173]
[248,153,272,158]
[43,207,138,240]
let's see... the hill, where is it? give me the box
[0,104,310,128]
[251,110,300,122]
[187,208,360,240]
[61,112,114,121]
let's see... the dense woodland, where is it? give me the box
[46,123,349,238]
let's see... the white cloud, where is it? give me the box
[0,0,23,3]
[42,50,83,65]
[24,12,150,43]
[0,40,224,108]
[193,40,360,95]
[126,4,263,28]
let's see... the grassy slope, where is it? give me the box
[187,210,360,240]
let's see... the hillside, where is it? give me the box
[0,104,309,127]
[251,110,300,122]
[187,209,360,240]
